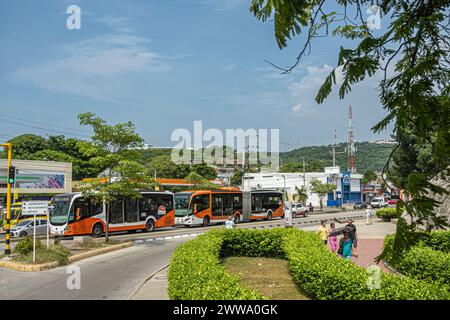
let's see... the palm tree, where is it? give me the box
[293,186,308,204]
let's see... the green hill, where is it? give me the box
[280,141,394,173]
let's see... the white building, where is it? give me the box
[242,167,362,207]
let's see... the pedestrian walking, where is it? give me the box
[225,216,235,229]
[345,219,358,257]
[338,231,353,259]
[309,202,314,212]
[317,220,329,245]
[328,222,338,253]
[366,208,373,225]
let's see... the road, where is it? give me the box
[0,211,365,299]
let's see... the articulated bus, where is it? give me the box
[49,191,175,237]
[174,190,284,227]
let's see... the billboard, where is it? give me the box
[0,169,65,189]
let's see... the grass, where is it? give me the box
[13,244,71,265]
[223,257,310,300]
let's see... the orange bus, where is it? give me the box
[174,189,284,227]
[49,191,174,237]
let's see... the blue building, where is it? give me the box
[326,170,363,207]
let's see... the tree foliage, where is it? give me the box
[310,178,336,210]
[250,0,450,258]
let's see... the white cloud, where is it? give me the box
[11,33,170,102]
[291,104,302,112]
[220,63,237,72]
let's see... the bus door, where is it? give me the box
[125,198,139,223]
[212,194,223,219]
[108,198,124,224]
[242,191,251,220]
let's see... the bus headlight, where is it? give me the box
[64,225,71,231]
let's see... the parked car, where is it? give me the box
[292,203,308,217]
[10,219,48,238]
[370,197,387,208]
[387,199,399,207]
[353,201,367,210]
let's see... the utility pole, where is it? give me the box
[302,156,306,189]
[347,106,357,173]
[330,130,345,206]
[1,143,13,255]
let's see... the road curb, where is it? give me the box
[131,214,366,243]
[127,263,170,300]
[0,241,133,272]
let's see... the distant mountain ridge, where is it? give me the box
[280,141,394,173]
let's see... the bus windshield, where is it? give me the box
[174,193,192,217]
[49,195,72,225]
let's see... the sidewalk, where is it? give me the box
[130,266,169,300]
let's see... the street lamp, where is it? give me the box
[148,165,157,181]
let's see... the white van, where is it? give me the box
[370,197,387,208]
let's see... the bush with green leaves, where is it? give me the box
[13,237,70,265]
[169,228,450,300]
[14,236,42,255]
[383,231,450,287]
[376,208,400,219]
[421,231,450,253]
[168,230,263,300]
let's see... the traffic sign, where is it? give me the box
[21,201,49,215]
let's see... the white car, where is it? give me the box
[370,197,387,208]
[292,203,308,217]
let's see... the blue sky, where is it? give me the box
[0,0,393,150]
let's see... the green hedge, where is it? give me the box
[421,231,450,253]
[168,228,450,300]
[383,231,450,287]
[168,230,263,300]
[376,208,400,219]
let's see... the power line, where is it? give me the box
[0,116,90,139]
[0,113,90,135]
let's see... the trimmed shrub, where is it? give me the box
[376,208,400,219]
[221,228,287,259]
[284,230,449,299]
[421,231,450,253]
[383,231,450,287]
[394,246,450,286]
[169,228,450,300]
[168,230,263,300]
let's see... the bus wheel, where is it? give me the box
[202,216,210,227]
[146,220,155,232]
[92,224,103,238]
[19,231,27,237]
[233,214,240,224]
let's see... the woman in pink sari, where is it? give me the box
[328,223,338,253]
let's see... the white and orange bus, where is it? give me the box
[174,189,284,227]
[49,191,174,237]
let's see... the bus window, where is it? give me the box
[125,198,139,223]
[72,197,89,220]
[139,194,155,221]
[233,194,242,213]
[192,194,210,213]
[252,195,262,212]
[91,201,103,217]
[223,194,233,216]
[109,199,124,224]
[212,195,223,216]
[155,194,173,217]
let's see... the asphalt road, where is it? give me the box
[0,211,365,299]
